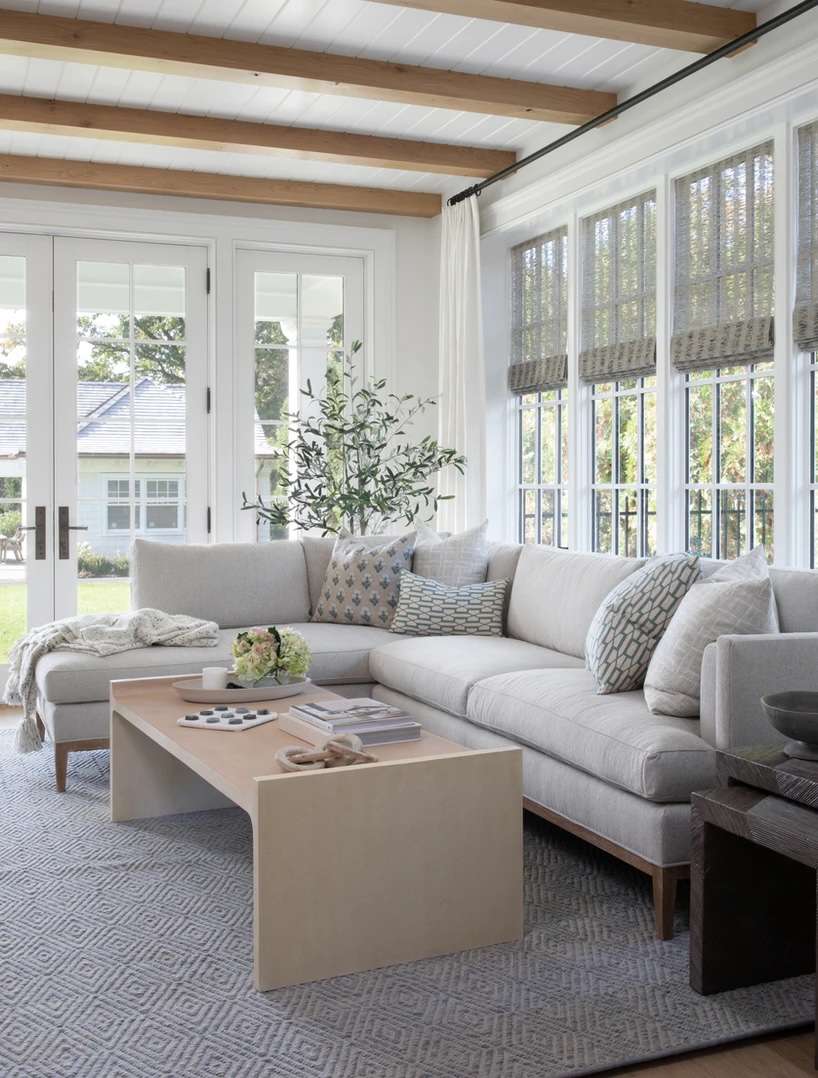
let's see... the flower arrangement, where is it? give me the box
[231,626,311,686]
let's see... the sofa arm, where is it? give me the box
[699,633,818,750]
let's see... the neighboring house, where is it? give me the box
[0,378,275,556]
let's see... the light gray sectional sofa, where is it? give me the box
[35,536,818,939]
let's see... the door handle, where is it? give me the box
[20,505,47,560]
[58,506,88,560]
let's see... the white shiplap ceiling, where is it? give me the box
[0,0,769,200]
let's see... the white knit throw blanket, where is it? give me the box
[4,608,220,754]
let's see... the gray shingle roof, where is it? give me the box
[0,379,275,457]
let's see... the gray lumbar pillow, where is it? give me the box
[585,554,700,695]
[413,520,490,585]
[312,532,416,627]
[644,546,779,717]
[390,571,507,637]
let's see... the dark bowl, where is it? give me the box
[761,691,818,745]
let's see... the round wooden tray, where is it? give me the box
[172,676,312,704]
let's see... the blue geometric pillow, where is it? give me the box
[391,571,507,637]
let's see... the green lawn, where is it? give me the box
[0,580,131,664]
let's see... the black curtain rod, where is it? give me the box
[447,0,818,208]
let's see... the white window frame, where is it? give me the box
[684,364,775,560]
[516,388,568,546]
[810,355,818,565]
[103,472,185,536]
[591,376,657,557]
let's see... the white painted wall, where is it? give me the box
[480,25,818,566]
[0,184,441,542]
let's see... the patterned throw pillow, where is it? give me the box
[390,571,507,637]
[311,533,416,627]
[413,521,490,585]
[585,555,700,694]
[644,546,779,717]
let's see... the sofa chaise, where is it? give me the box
[33,536,818,939]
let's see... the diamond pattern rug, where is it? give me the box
[0,733,811,1078]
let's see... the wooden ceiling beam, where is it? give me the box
[367,1,757,53]
[0,94,515,178]
[0,8,616,124]
[0,154,442,217]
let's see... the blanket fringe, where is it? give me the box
[15,714,43,754]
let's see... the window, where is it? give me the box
[580,191,657,556]
[105,475,183,534]
[106,478,139,532]
[592,378,656,557]
[145,478,181,530]
[510,227,569,545]
[686,364,774,560]
[0,476,22,518]
[518,388,568,545]
[796,122,818,563]
[251,268,345,541]
[674,142,775,559]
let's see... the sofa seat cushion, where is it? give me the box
[37,623,403,704]
[467,668,716,803]
[369,636,583,718]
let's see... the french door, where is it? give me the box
[0,232,208,668]
[0,234,52,666]
[235,249,364,541]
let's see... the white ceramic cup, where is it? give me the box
[202,666,229,690]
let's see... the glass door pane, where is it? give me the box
[54,239,207,619]
[0,256,28,659]
[254,272,297,542]
[0,237,52,669]
[236,250,364,542]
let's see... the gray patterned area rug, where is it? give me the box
[1,733,812,1078]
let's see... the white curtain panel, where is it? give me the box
[437,196,487,532]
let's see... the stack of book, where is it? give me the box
[278,697,421,747]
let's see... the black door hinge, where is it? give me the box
[206,267,211,295]
[206,386,211,414]
[206,506,212,535]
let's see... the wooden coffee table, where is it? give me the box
[109,676,523,991]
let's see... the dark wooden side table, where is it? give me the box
[691,747,818,1066]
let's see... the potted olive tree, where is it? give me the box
[243,342,465,536]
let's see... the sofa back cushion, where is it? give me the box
[301,536,336,614]
[768,568,818,632]
[132,538,310,628]
[701,557,818,633]
[507,546,644,658]
[486,542,523,584]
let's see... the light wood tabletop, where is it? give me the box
[109,676,469,814]
[109,675,524,991]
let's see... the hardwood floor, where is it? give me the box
[0,705,20,730]
[1,703,811,1074]
[611,1031,815,1076]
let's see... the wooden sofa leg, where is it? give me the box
[55,743,68,793]
[652,865,689,940]
[36,712,46,741]
[53,738,109,793]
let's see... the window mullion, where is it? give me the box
[613,388,620,555]
[713,376,720,558]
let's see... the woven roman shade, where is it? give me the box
[508,227,568,394]
[796,121,818,351]
[579,191,656,383]
[672,141,775,372]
